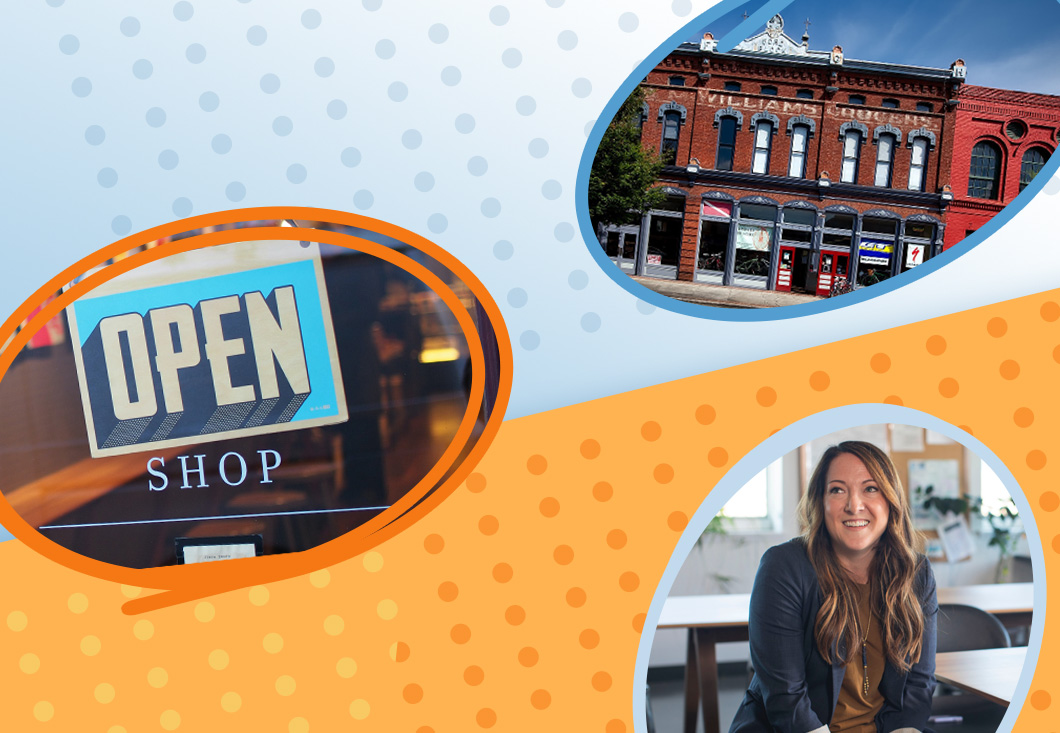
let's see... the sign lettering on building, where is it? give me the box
[858,237,895,266]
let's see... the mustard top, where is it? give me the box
[830,582,886,733]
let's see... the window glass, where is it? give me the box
[796,89,813,99]
[968,141,1001,199]
[824,213,855,230]
[1020,148,1048,192]
[734,221,773,277]
[752,122,773,174]
[655,196,685,213]
[862,218,897,235]
[740,204,777,222]
[724,81,742,92]
[760,85,778,96]
[908,137,928,192]
[789,125,808,178]
[660,111,681,166]
[916,102,933,113]
[841,131,861,183]
[697,221,730,271]
[716,116,737,171]
[882,99,899,108]
[848,94,866,105]
[783,208,816,226]
[905,221,936,240]
[874,134,895,187]
[646,214,682,266]
[668,76,685,86]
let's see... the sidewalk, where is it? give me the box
[632,276,824,309]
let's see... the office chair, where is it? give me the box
[930,603,1010,728]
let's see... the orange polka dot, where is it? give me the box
[653,463,674,484]
[566,588,587,608]
[756,387,777,407]
[478,515,499,536]
[641,421,662,441]
[1052,535,1060,554]
[1014,408,1034,427]
[708,447,728,468]
[492,563,513,583]
[580,629,600,649]
[1040,492,1059,512]
[467,473,486,493]
[667,511,688,531]
[451,624,471,644]
[539,497,560,517]
[926,335,946,355]
[476,708,497,728]
[1027,450,1047,470]
[505,605,526,625]
[592,672,613,691]
[417,727,434,733]
[593,482,613,502]
[633,613,646,633]
[464,666,484,686]
[695,404,717,425]
[619,572,639,592]
[1031,689,1051,710]
[1042,302,1060,322]
[403,684,423,703]
[438,582,459,602]
[393,642,411,662]
[883,395,904,406]
[1054,345,1060,364]
[606,530,627,549]
[809,371,830,391]
[530,689,551,710]
[869,353,891,373]
[554,545,574,565]
[938,378,959,398]
[527,455,547,475]
[999,360,1020,380]
[424,534,444,554]
[987,317,1007,337]
[958,425,974,435]
[606,720,627,733]
[580,439,601,459]
[518,647,539,667]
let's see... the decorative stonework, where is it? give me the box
[873,123,902,143]
[786,115,816,136]
[713,107,744,129]
[733,14,807,56]
[657,101,688,123]
[750,111,780,131]
[907,127,937,149]
[838,120,869,139]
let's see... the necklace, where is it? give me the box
[858,584,873,696]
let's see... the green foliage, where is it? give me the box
[587,87,667,231]
[915,485,1021,557]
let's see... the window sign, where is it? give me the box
[701,200,732,218]
[67,240,348,458]
[735,222,772,251]
[905,243,925,267]
[857,236,894,266]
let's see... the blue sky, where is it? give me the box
[692,0,1060,95]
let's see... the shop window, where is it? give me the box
[848,94,866,105]
[902,220,936,274]
[859,217,898,283]
[840,129,863,183]
[968,141,1002,199]
[760,85,778,96]
[874,133,896,187]
[916,102,933,113]
[645,203,684,269]
[698,199,733,272]
[724,81,742,92]
[669,75,686,86]
[660,110,681,166]
[1020,147,1049,192]
[751,121,774,174]
[908,137,929,192]
[789,125,809,178]
[716,115,738,171]
[734,204,776,278]
[780,207,815,244]
[796,89,813,99]
[882,98,899,108]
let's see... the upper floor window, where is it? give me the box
[760,85,778,96]
[908,137,929,192]
[724,81,742,92]
[669,75,686,87]
[874,133,897,187]
[796,89,814,99]
[660,110,682,166]
[752,121,774,174]
[789,125,809,178]
[716,116,738,171]
[968,141,1002,199]
[1005,120,1027,141]
[882,99,899,108]
[848,94,866,105]
[840,130,863,183]
[1020,147,1049,192]
[916,102,933,113]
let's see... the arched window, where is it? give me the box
[760,85,778,96]
[840,129,863,183]
[789,125,809,178]
[908,137,930,191]
[724,81,742,92]
[874,133,896,187]
[968,141,1002,199]
[752,120,774,174]
[716,116,738,171]
[1020,147,1049,192]
[660,110,681,165]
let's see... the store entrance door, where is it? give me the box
[776,246,795,291]
[816,251,851,297]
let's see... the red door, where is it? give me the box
[776,246,795,292]
[817,252,851,296]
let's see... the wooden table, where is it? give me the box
[657,583,1033,733]
[935,647,1027,706]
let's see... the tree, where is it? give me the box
[587,87,667,234]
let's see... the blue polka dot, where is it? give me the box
[388,82,408,101]
[301,9,321,28]
[341,147,361,167]
[401,129,422,149]
[507,288,527,308]
[120,17,140,37]
[97,168,118,188]
[441,66,461,86]
[541,179,562,200]
[72,77,92,97]
[59,35,79,55]
[158,149,179,170]
[546,0,563,6]
[671,0,692,17]
[554,222,575,242]
[584,119,595,137]
[455,113,475,133]
[427,213,448,233]
[519,331,540,351]
[528,138,549,158]
[199,92,219,111]
[172,197,193,217]
[414,172,435,192]
[112,216,132,236]
[260,74,280,94]
[272,116,293,136]
[428,23,448,43]
[567,269,588,289]
[84,125,105,145]
[211,134,232,154]
[375,39,395,59]
[132,59,153,80]
[314,57,334,77]
[247,25,267,46]
[493,240,513,260]
[502,48,521,68]
[327,100,347,120]
[46,0,64,6]
[226,181,246,202]
[186,43,206,64]
[146,107,167,127]
[362,0,382,9]
[516,96,536,115]
[580,312,601,333]
[636,300,657,315]
[619,12,639,32]
[173,2,194,21]
[467,156,487,176]
[287,164,307,184]
[489,5,510,25]
[353,189,374,209]
[481,198,501,218]
[572,78,592,98]
[557,30,578,50]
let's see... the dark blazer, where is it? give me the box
[728,538,937,733]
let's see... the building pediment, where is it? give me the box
[732,14,807,56]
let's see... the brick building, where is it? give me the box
[945,85,1060,248]
[603,14,964,296]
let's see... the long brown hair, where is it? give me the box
[796,441,926,672]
